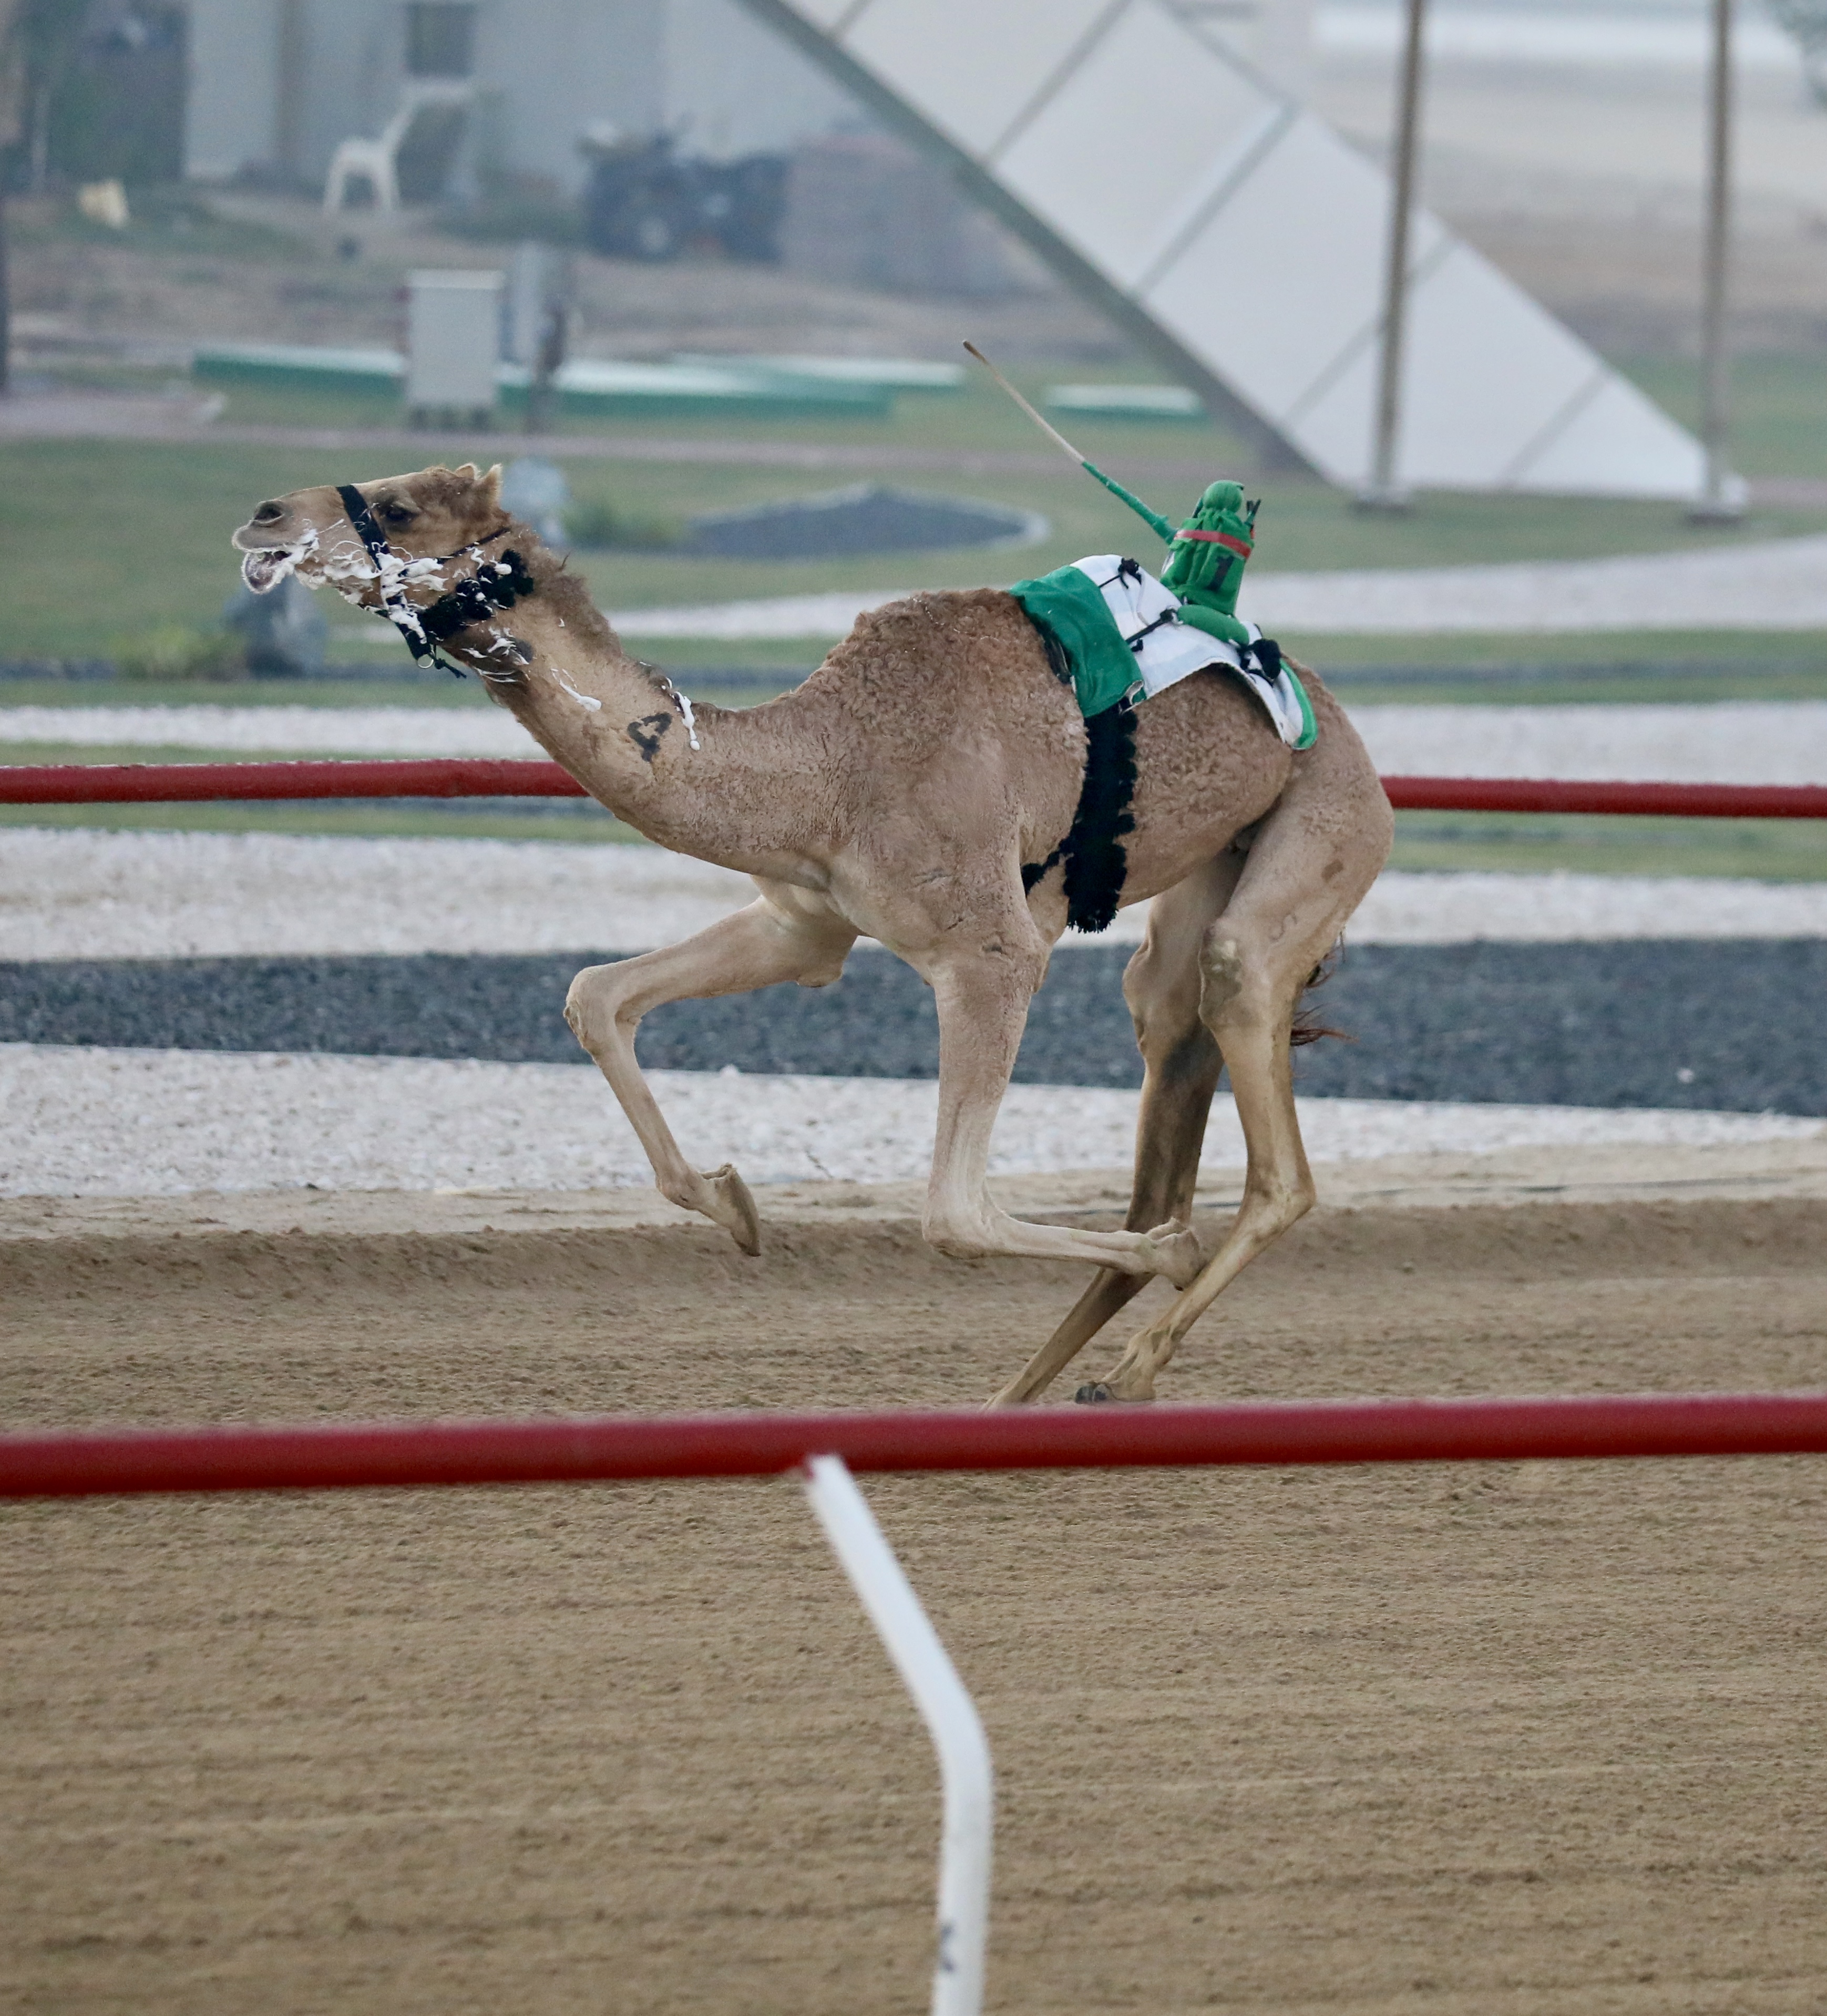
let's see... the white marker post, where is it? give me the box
[799,1455,993,2016]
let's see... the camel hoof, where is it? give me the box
[1074,1382,1114,1404]
[704,1163,762,1257]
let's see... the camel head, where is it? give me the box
[231,463,509,605]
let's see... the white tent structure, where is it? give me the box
[741,0,1713,500]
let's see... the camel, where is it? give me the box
[233,462,1393,1403]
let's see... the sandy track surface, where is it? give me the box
[5,1176,1827,2015]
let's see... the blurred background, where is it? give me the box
[3,0,1826,888]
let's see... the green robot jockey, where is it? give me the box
[970,344,1315,750]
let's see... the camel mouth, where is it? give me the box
[241,544,305,595]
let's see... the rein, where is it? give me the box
[334,484,535,678]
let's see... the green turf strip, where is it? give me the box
[2,796,1819,878]
[9,361,1827,661]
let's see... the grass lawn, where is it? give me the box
[1388,811,1826,881]
[9,353,1827,663]
[6,355,1826,876]
[2,798,1819,876]
[1626,355,1827,481]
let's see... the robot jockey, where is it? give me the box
[968,345,1316,750]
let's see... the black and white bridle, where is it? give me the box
[335,483,537,678]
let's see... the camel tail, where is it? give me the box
[1290,942,1351,1048]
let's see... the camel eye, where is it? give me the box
[378,499,417,527]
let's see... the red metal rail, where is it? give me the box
[2,759,1826,818]
[0,758,588,804]
[1380,776,1827,818]
[6,1392,1827,1499]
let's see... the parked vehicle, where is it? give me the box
[580,132,787,264]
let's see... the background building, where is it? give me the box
[183,0,864,193]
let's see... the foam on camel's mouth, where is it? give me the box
[240,547,296,594]
[239,523,326,593]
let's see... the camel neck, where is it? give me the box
[455,587,829,883]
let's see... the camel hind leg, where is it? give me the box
[564,897,856,1253]
[1085,735,1394,1401]
[989,855,1240,1405]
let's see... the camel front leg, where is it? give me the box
[565,899,855,1253]
[921,947,1204,1285]
[990,859,1237,1404]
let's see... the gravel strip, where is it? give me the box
[607,538,1827,636]
[0,830,752,959]
[8,940,1824,1116]
[3,1042,1815,1199]
[1242,536,1827,634]
[0,703,545,757]
[9,698,1827,784]
[6,829,1827,962]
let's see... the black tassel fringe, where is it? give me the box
[1061,704,1137,933]
[1017,613,1138,932]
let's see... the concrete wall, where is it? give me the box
[663,0,860,159]
[185,0,396,184]
[297,0,399,181]
[186,0,736,192]
[480,0,665,188]
[185,0,280,181]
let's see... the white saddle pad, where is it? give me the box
[1071,553,1311,748]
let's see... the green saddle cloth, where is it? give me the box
[1008,564,1140,719]
[1010,562,1316,750]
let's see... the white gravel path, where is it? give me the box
[6,829,1827,960]
[602,537,1827,637]
[10,699,1827,785]
[1243,537,1827,636]
[3,1043,1816,1199]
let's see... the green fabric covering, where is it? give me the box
[1008,564,1142,719]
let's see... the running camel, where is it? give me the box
[232,463,1393,1404]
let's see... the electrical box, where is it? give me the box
[406,268,502,422]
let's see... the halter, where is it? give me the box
[335,484,535,678]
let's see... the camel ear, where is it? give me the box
[475,464,502,511]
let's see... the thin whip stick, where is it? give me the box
[962,341,1171,541]
[961,340,1087,468]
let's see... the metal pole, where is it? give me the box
[1361,0,1429,509]
[0,188,11,399]
[800,1454,993,2016]
[1694,0,1742,521]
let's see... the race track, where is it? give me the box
[5,1186,1827,2015]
